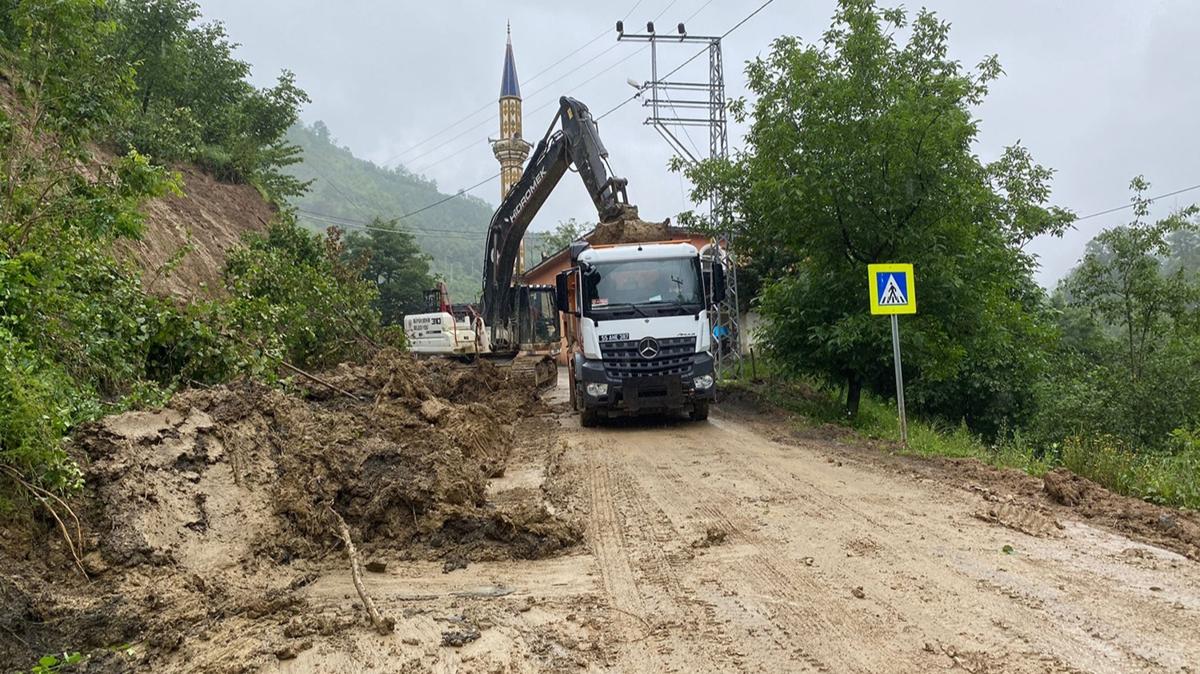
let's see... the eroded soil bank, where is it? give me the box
[0,353,578,672]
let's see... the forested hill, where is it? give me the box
[285,122,494,299]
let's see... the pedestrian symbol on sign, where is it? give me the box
[867,264,916,316]
[877,273,908,306]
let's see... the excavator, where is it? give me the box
[404,96,636,387]
[406,96,721,418]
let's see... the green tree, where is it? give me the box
[105,0,309,198]
[344,219,435,325]
[684,0,1069,433]
[1051,178,1200,445]
[534,218,588,261]
[1067,177,1198,380]
[223,218,384,370]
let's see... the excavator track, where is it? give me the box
[502,354,558,391]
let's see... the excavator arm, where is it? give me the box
[481,96,633,333]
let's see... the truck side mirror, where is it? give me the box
[555,271,570,314]
[710,264,727,306]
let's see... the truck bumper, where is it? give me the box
[575,352,715,416]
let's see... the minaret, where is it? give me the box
[492,22,532,274]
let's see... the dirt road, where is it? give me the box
[286,376,1200,673]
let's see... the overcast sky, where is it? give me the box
[198,0,1199,287]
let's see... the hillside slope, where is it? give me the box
[122,165,276,301]
[284,122,494,299]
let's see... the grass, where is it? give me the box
[723,372,1198,510]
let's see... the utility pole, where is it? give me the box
[616,20,741,376]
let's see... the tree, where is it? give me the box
[344,219,435,325]
[1067,177,1198,380]
[105,0,309,198]
[534,218,589,261]
[1052,178,1200,445]
[683,0,1068,433]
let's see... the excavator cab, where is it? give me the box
[516,285,560,349]
[489,284,560,353]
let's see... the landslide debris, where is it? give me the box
[0,350,579,672]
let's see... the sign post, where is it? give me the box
[868,264,916,445]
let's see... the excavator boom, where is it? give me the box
[481,97,634,342]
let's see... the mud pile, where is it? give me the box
[0,351,578,671]
[589,206,673,246]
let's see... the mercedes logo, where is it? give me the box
[638,337,660,359]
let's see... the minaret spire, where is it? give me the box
[493,23,532,273]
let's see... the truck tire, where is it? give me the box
[580,406,600,428]
[690,400,710,422]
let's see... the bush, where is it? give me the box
[223,218,385,370]
[0,330,84,494]
[1062,434,1200,509]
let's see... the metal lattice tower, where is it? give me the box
[617,21,741,374]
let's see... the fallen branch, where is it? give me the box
[281,360,362,402]
[1,465,87,578]
[328,506,394,635]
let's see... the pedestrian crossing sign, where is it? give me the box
[868,263,916,315]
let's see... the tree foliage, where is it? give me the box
[532,218,589,262]
[1040,179,1200,448]
[344,219,434,325]
[103,0,309,198]
[685,0,1069,434]
[0,1,379,498]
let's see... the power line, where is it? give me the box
[598,0,776,121]
[1072,183,1200,223]
[411,44,649,175]
[379,0,652,167]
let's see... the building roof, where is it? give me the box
[500,24,520,99]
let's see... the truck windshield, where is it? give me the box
[583,257,703,315]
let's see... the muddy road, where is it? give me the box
[5,363,1199,673]
[280,375,1200,673]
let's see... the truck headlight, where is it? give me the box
[586,383,609,397]
[693,374,714,390]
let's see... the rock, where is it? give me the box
[691,527,728,548]
[364,560,387,573]
[81,551,110,576]
[851,586,866,599]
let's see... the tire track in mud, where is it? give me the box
[637,419,1124,672]
[584,440,743,672]
[584,451,661,668]
[702,412,1200,672]
[642,456,894,672]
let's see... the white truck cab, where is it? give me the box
[557,240,725,426]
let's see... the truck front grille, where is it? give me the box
[599,336,696,379]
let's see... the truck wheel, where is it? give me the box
[690,401,710,422]
[580,406,600,428]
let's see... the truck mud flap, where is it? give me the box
[624,376,683,412]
